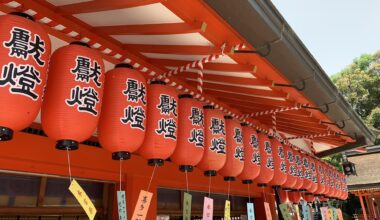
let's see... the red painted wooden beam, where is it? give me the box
[57,0,163,15]
[95,21,207,35]
[124,44,221,55]
[178,72,273,87]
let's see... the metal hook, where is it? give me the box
[321,120,346,129]
[234,43,271,57]
[273,79,306,91]
[318,104,329,113]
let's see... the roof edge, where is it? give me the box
[205,0,375,153]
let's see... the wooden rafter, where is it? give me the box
[124,44,221,55]
[57,0,163,15]
[178,71,273,87]
[187,81,288,99]
[94,21,207,35]
[150,59,257,72]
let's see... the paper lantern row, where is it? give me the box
[0,13,348,200]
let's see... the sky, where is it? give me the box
[271,0,380,76]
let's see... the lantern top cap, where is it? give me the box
[178,94,193,99]
[70,41,90,48]
[9,12,35,21]
[151,80,166,85]
[203,105,215,110]
[115,63,133,69]
[224,115,233,119]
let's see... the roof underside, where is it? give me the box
[0,0,373,154]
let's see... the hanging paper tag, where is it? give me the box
[247,203,255,220]
[301,202,311,220]
[337,208,344,220]
[264,202,272,220]
[202,197,213,220]
[69,179,97,220]
[320,207,329,220]
[279,203,292,220]
[224,200,231,220]
[328,208,334,220]
[294,205,301,220]
[333,208,338,220]
[131,190,153,220]
[183,192,192,220]
[117,191,127,220]
[309,204,314,219]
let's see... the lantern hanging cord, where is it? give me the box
[147,164,157,192]
[227,180,231,201]
[66,147,72,183]
[247,183,251,203]
[208,175,211,198]
[185,170,189,193]
[119,159,123,191]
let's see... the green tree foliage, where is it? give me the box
[326,51,380,168]
[322,154,343,171]
[332,51,380,123]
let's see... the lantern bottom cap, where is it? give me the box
[179,165,193,172]
[300,189,307,192]
[271,185,281,189]
[112,151,131,160]
[242,180,253,184]
[0,126,13,141]
[283,188,293,191]
[56,139,78,151]
[224,176,236,182]
[314,194,325,196]
[257,183,268,187]
[204,170,217,177]
[148,159,164,166]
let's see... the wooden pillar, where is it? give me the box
[359,192,368,220]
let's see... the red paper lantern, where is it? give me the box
[315,160,326,196]
[197,106,226,176]
[323,164,331,196]
[237,125,261,184]
[301,153,313,191]
[42,42,104,150]
[327,168,335,198]
[282,145,297,190]
[0,12,51,141]
[269,139,287,187]
[309,158,318,194]
[289,191,301,204]
[98,64,147,160]
[171,94,204,172]
[293,150,304,190]
[219,117,244,181]
[305,193,315,203]
[318,196,329,202]
[279,189,289,203]
[137,81,178,166]
[333,171,340,198]
[255,133,274,186]
[341,173,346,200]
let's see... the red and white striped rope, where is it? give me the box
[196,62,204,95]
[156,43,246,80]
[309,138,316,154]
[286,131,335,140]
[271,112,277,138]
[241,103,303,119]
